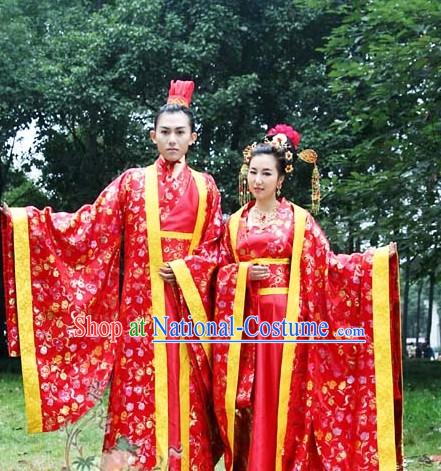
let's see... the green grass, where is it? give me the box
[1,359,441,470]
[0,359,106,470]
[403,360,441,470]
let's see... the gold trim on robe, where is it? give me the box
[275,205,307,471]
[372,246,397,470]
[145,165,169,467]
[10,207,43,433]
[145,164,210,469]
[168,259,212,366]
[189,169,207,254]
[225,261,251,470]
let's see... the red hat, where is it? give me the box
[167,80,195,108]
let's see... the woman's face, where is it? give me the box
[150,111,197,163]
[247,153,284,202]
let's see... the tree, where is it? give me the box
[321,1,441,345]
[1,0,343,212]
[322,0,440,265]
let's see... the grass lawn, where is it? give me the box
[403,360,441,470]
[1,359,440,470]
[0,359,107,470]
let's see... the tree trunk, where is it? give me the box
[355,236,361,252]
[402,254,411,355]
[426,272,435,344]
[347,220,354,253]
[0,227,7,357]
[416,279,424,344]
[0,156,8,357]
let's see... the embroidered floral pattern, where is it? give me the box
[3,158,223,470]
[213,202,402,470]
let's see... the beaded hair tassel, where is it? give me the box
[298,149,320,214]
[238,164,251,206]
[239,143,256,206]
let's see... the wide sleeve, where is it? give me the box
[288,214,403,470]
[1,172,127,433]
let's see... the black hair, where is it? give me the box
[250,137,297,177]
[154,103,196,132]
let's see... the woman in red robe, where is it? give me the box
[2,81,222,470]
[213,124,403,471]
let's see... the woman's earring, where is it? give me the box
[277,187,281,197]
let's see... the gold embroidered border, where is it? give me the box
[11,207,43,433]
[224,261,250,471]
[168,259,212,366]
[189,170,207,254]
[275,205,307,471]
[373,246,397,470]
[251,258,290,265]
[258,287,289,296]
[180,169,207,469]
[145,165,168,467]
[228,207,246,263]
[179,341,190,470]
[160,230,193,240]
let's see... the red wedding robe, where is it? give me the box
[2,156,223,470]
[213,199,403,471]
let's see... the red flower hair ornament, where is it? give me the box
[267,123,301,149]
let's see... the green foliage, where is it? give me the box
[3,176,51,208]
[1,166,51,207]
[0,370,105,470]
[322,0,441,271]
[72,455,98,471]
[0,0,40,145]
[0,0,439,275]
[1,0,342,211]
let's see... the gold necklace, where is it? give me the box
[249,203,279,228]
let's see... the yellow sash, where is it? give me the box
[145,164,208,470]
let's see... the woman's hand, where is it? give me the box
[389,241,398,258]
[248,264,270,281]
[159,263,177,285]
[0,201,9,215]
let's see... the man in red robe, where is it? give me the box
[2,81,223,470]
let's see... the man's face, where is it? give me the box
[150,111,197,163]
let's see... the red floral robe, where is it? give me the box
[213,198,403,471]
[2,156,223,470]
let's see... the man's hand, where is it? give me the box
[159,263,177,284]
